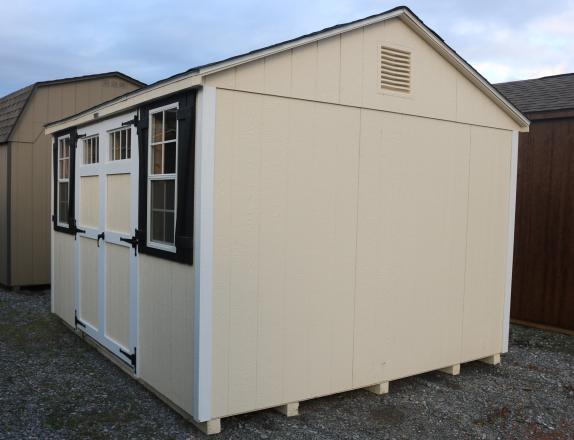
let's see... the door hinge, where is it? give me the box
[71,219,86,239]
[120,347,137,369]
[120,229,140,256]
[122,115,139,127]
[74,310,86,330]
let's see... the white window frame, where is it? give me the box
[108,126,132,162]
[82,134,100,165]
[146,102,179,253]
[57,134,71,227]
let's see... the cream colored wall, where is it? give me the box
[210,88,513,419]
[205,18,520,132]
[138,255,196,416]
[0,144,8,285]
[10,77,141,286]
[52,232,75,326]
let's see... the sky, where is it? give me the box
[1,0,573,96]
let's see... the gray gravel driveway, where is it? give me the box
[0,288,572,439]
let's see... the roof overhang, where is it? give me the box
[46,6,529,135]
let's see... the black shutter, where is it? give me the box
[52,128,78,235]
[137,90,196,265]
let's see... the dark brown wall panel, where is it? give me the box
[512,117,574,330]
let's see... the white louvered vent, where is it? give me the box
[380,45,411,93]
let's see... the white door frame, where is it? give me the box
[74,112,140,373]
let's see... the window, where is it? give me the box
[57,136,71,225]
[83,135,99,164]
[137,90,195,264]
[109,127,131,161]
[148,106,177,249]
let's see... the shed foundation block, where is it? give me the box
[274,402,299,417]
[479,353,501,365]
[365,381,389,395]
[192,418,221,435]
[438,364,460,376]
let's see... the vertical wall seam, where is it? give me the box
[459,126,472,360]
[350,108,363,386]
[254,93,263,408]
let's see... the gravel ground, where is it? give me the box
[0,288,572,440]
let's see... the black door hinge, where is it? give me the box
[120,229,140,256]
[122,115,139,127]
[71,219,86,239]
[120,347,137,369]
[74,310,86,330]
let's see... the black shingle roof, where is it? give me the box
[495,73,574,114]
[0,72,145,144]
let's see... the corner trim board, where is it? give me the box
[502,131,518,353]
[193,86,216,422]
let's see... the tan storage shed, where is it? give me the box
[0,73,144,288]
[46,7,529,435]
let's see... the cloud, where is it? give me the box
[0,0,573,95]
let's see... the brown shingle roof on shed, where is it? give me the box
[495,73,574,114]
[0,85,34,143]
[0,72,145,144]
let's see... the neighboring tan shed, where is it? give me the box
[496,73,574,333]
[0,73,144,288]
[45,7,529,435]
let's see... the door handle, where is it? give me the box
[97,232,105,247]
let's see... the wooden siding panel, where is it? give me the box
[10,142,34,285]
[264,51,292,97]
[211,89,234,417]
[79,176,100,228]
[79,237,99,328]
[139,255,195,414]
[226,91,261,415]
[0,144,8,284]
[52,232,75,326]
[213,89,361,417]
[290,43,317,100]
[316,36,341,103]
[340,28,364,107]
[462,127,511,361]
[106,174,131,234]
[203,17,519,130]
[105,244,130,349]
[512,119,574,330]
[355,111,470,384]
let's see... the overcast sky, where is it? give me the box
[1,0,573,96]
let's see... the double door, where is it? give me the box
[74,115,139,371]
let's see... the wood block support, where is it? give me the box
[365,381,389,395]
[438,364,460,376]
[479,353,501,366]
[274,402,299,417]
[192,418,221,435]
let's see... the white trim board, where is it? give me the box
[193,86,216,422]
[502,130,519,353]
[45,7,528,135]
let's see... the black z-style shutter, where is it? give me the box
[52,128,78,235]
[137,90,196,265]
